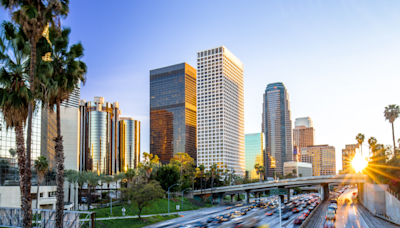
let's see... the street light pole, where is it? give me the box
[168,183,179,216]
[181,188,191,209]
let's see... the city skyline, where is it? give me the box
[2,1,399,173]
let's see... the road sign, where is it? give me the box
[121,207,126,216]
[176,205,180,210]
[270,188,288,195]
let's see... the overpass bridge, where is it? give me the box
[193,174,367,204]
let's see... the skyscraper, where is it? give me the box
[293,117,315,150]
[342,144,359,174]
[301,144,336,176]
[196,46,245,175]
[262,82,293,177]
[150,63,197,164]
[245,133,264,179]
[119,117,141,171]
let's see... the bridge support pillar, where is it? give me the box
[287,188,291,202]
[230,194,235,202]
[218,193,224,205]
[322,183,329,201]
[237,193,241,201]
[245,190,250,205]
[279,195,284,204]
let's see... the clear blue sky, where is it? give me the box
[2,1,400,173]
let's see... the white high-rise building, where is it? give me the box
[196,46,245,176]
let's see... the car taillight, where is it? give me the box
[325,216,327,219]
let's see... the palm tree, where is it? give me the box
[84,171,99,211]
[292,169,297,177]
[77,172,86,209]
[33,156,49,209]
[114,173,125,200]
[254,164,260,181]
[65,170,76,206]
[98,174,106,208]
[104,175,114,212]
[36,27,86,222]
[0,4,70,226]
[384,105,400,156]
[199,164,205,195]
[368,137,377,158]
[138,152,159,183]
[356,133,365,157]
[124,168,135,187]
[0,21,32,226]
[9,148,16,180]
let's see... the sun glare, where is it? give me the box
[352,152,368,173]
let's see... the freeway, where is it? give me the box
[334,188,369,228]
[148,194,320,227]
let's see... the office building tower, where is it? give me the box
[79,97,121,175]
[61,106,80,171]
[119,117,141,171]
[301,144,336,176]
[150,63,197,164]
[196,46,245,176]
[295,117,313,128]
[342,144,359,174]
[283,161,312,177]
[61,84,80,108]
[262,82,293,177]
[293,117,315,151]
[0,105,56,168]
[245,133,264,179]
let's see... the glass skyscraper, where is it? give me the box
[119,117,140,171]
[245,133,264,179]
[262,82,293,177]
[150,63,197,164]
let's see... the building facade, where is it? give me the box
[283,161,312,177]
[196,46,245,176]
[78,97,140,174]
[245,133,264,179]
[150,63,197,164]
[293,126,315,150]
[342,144,359,174]
[119,117,141,171]
[301,144,336,176]
[262,82,293,178]
[295,117,313,128]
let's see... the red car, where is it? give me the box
[294,215,306,224]
[353,192,357,196]
[302,209,310,217]
[292,208,300,213]
[265,211,274,216]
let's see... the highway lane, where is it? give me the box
[334,188,369,228]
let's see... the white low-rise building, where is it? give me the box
[283,161,312,177]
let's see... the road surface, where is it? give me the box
[334,188,369,228]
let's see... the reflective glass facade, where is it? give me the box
[150,63,197,164]
[119,118,140,171]
[262,82,293,177]
[0,104,57,169]
[245,133,264,179]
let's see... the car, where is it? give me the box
[325,210,336,220]
[240,210,247,215]
[282,213,290,220]
[226,206,233,209]
[353,192,357,196]
[266,210,274,216]
[308,206,315,210]
[206,217,214,223]
[324,220,336,228]
[302,209,310,217]
[292,208,300,213]
[220,215,231,222]
[194,222,207,228]
[298,206,304,211]
[328,205,337,213]
[294,215,306,224]
[301,204,307,208]
[330,199,338,204]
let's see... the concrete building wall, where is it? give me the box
[61,107,80,171]
[385,190,400,223]
[0,186,57,209]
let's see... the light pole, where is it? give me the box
[181,188,191,209]
[168,183,179,216]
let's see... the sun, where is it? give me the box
[352,152,368,173]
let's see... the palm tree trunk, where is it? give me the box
[88,184,91,210]
[68,182,71,204]
[55,101,65,228]
[36,182,40,209]
[100,183,103,208]
[15,126,31,228]
[392,122,396,157]
[200,176,203,196]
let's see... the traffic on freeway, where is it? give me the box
[155,193,321,228]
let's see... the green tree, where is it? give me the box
[293,187,302,195]
[356,133,365,156]
[293,169,297,177]
[138,152,159,183]
[114,172,126,200]
[65,170,77,206]
[384,105,400,156]
[124,168,136,186]
[170,152,194,186]
[0,3,70,226]
[254,163,260,181]
[83,171,99,211]
[155,164,180,191]
[98,174,106,208]
[258,165,264,182]
[199,164,205,194]
[122,180,164,219]
[0,21,33,225]
[33,156,49,209]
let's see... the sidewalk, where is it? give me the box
[80,212,179,221]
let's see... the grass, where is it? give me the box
[91,197,212,218]
[85,215,179,228]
